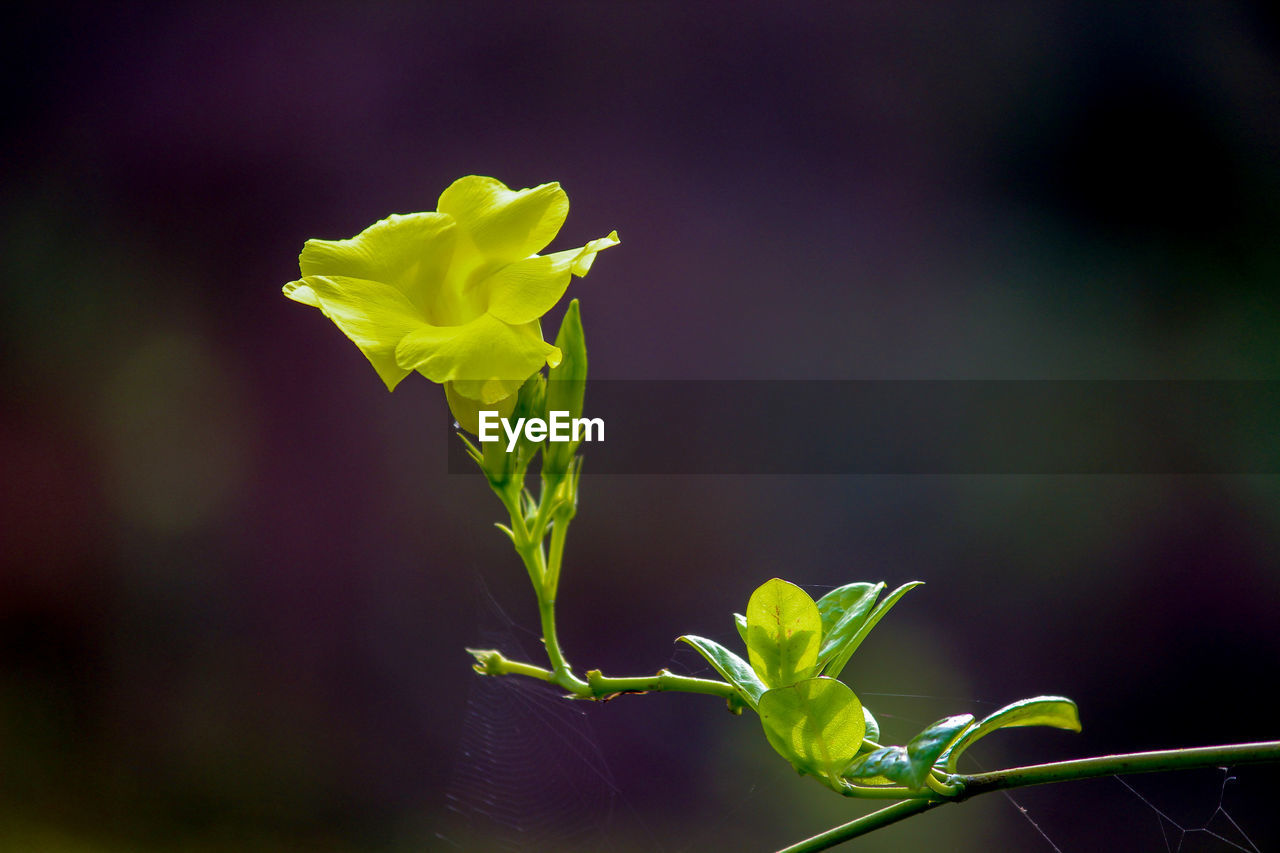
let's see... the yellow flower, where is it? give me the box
[284,176,618,430]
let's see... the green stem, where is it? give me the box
[496,486,543,589]
[544,509,570,597]
[468,649,739,702]
[776,800,941,853]
[534,469,585,690]
[836,783,927,800]
[585,668,738,700]
[777,740,1280,853]
[538,595,588,692]
[492,476,573,684]
[957,740,1280,798]
[466,650,558,684]
[527,479,556,543]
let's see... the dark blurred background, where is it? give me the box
[2,2,1278,851]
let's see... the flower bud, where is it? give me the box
[543,300,587,479]
[512,373,548,459]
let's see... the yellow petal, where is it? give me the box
[396,314,560,404]
[481,252,576,326]
[283,279,320,307]
[482,231,621,326]
[299,213,457,315]
[569,230,620,276]
[437,176,568,266]
[299,275,429,390]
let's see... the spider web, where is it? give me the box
[434,587,625,853]
[984,766,1268,853]
[434,580,765,853]
[1114,772,1260,853]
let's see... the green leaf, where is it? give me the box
[845,714,972,790]
[843,745,912,787]
[945,696,1082,771]
[822,581,923,680]
[746,579,822,687]
[492,522,516,544]
[862,703,880,744]
[759,677,865,779]
[678,635,767,708]
[456,431,484,468]
[907,714,974,780]
[815,582,883,667]
[733,612,749,647]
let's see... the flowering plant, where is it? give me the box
[284,175,617,431]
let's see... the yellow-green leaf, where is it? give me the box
[746,578,822,687]
[759,678,865,779]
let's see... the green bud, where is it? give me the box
[550,455,583,522]
[476,373,544,491]
[480,425,519,491]
[544,300,587,478]
[512,372,548,460]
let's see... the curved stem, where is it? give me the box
[777,740,1280,853]
[923,771,962,797]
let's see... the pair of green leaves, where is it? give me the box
[743,578,922,683]
[843,696,1081,791]
[679,578,919,782]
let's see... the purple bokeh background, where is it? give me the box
[3,3,1279,850]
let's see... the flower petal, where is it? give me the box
[481,253,573,327]
[299,213,457,314]
[283,278,320,307]
[483,231,621,326]
[397,314,560,404]
[295,275,429,390]
[570,230,620,276]
[437,176,568,266]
